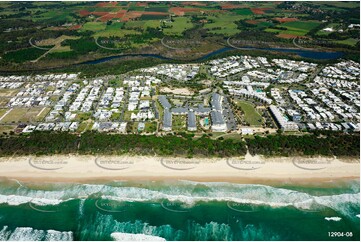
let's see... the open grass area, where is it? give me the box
[0,109,7,118]
[172,115,186,131]
[154,100,164,120]
[231,8,253,15]
[0,98,10,106]
[0,124,16,134]
[334,38,359,46]
[93,28,140,38]
[315,23,341,36]
[75,112,92,121]
[204,14,244,36]
[125,20,160,29]
[144,122,157,133]
[35,107,51,121]
[82,22,107,32]
[123,111,133,122]
[278,21,321,36]
[32,9,75,23]
[0,89,20,97]
[0,107,47,123]
[236,101,264,126]
[163,17,193,36]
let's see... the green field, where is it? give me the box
[125,20,160,29]
[278,21,321,36]
[204,15,244,35]
[82,22,107,32]
[237,101,264,126]
[334,38,359,46]
[0,1,358,70]
[163,17,193,35]
[139,14,168,21]
[3,48,49,63]
[231,8,253,15]
[144,122,157,133]
[94,28,140,38]
[0,107,47,123]
[32,10,75,22]
[145,7,169,12]
[172,115,186,131]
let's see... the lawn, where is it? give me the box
[123,111,133,121]
[236,101,264,126]
[144,122,157,133]
[172,115,186,131]
[163,17,193,36]
[154,100,164,120]
[315,23,341,36]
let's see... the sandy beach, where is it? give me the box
[0,153,359,183]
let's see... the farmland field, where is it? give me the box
[0,1,358,69]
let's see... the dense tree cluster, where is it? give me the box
[0,131,358,158]
[246,133,360,157]
[0,131,247,157]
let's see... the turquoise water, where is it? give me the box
[0,179,359,241]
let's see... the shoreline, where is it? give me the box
[0,154,359,184]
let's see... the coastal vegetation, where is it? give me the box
[0,131,248,157]
[246,132,360,157]
[0,131,358,158]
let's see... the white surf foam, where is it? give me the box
[111,232,166,241]
[325,217,342,221]
[0,226,73,241]
[0,181,359,218]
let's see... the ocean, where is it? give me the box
[0,178,359,241]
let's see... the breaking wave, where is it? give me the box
[0,226,73,241]
[0,180,359,218]
[110,232,166,241]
